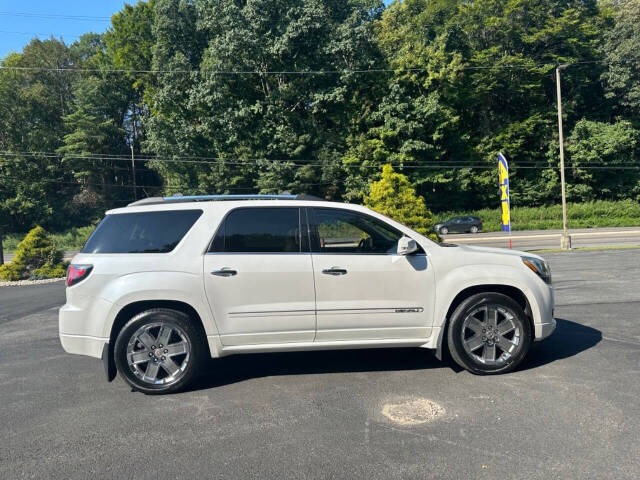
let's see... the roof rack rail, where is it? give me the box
[127,193,325,207]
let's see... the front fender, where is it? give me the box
[430,264,553,356]
[434,264,545,327]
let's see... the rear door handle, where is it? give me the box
[211,268,237,277]
[322,267,347,276]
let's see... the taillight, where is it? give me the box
[66,264,93,287]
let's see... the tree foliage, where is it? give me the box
[0,0,639,234]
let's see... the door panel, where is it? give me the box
[312,254,434,341]
[204,254,316,345]
[309,207,435,341]
[203,207,315,346]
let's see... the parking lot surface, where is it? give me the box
[1,249,639,479]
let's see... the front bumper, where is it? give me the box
[536,317,556,341]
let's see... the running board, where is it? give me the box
[220,338,432,355]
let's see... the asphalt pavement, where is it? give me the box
[1,249,639,479]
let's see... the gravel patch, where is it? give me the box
[381,397,445,425]
[0,278,65,287]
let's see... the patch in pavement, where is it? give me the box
[381,397,445,425]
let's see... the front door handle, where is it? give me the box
[322,267,347,276]
[211,268,237,277]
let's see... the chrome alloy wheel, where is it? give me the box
[126,322,191,386]
[460,304,522,367]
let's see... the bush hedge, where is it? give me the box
[0,226,68,281]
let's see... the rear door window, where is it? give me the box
[209,207,303,253]
[82,210,203,254]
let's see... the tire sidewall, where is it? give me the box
[447,293,532,375]
[114,309,203,394]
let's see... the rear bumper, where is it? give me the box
[59,332,108,358]
[59,294,113,358]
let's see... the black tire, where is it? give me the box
[114,308,205,394]
[447,292,532,375]
[439,227,449,235]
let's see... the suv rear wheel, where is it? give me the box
[114,308,204,394]
[447,292,532,375]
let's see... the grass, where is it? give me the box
[530,244,640,253]
[434,200,640,232]
[2,225,96,254]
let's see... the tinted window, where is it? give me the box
[311,208,404,254]
[82,210,203,254]
[210,207,301,253]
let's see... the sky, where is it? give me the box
[0,1,129,58]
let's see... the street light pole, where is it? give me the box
[555,64,571,250]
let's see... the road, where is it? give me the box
[442,226,640,250]
[1,251,77,265]
[1,250,639,479]
[2,227,640,266]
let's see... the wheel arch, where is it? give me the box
[105,300,212,381]
[435,284,534,360]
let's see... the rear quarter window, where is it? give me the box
[82,210,203,254]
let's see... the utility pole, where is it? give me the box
[0,226,4,265]
[130,144,137,201]
[556,64,571,250]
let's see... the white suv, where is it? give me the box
[59,194,555,394]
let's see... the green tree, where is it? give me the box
[145,0,384,198]
[372,0,610,209]
[364,164,436,237]
[602,0,640,120]
[0,39,77,231]
[565,119,640,201]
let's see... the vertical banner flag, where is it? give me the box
[498,152,511,233]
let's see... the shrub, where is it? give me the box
[364,164,439,241]
[0,226,68,281]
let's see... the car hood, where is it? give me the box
[449,244,545,261]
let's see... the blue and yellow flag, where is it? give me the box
[498,153,511,232]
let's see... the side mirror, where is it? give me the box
[397,236,418,255]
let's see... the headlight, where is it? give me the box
[522,256,552,284]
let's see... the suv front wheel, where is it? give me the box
[114,308,204,394]
[447,293,532,375]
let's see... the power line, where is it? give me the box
[5,151,640,168]
[0,175,334,190]
[0,30,82,39]
[2,158,638,171]
[2,151,640,169]
[0,11,111,21]
[0,60,619,76]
